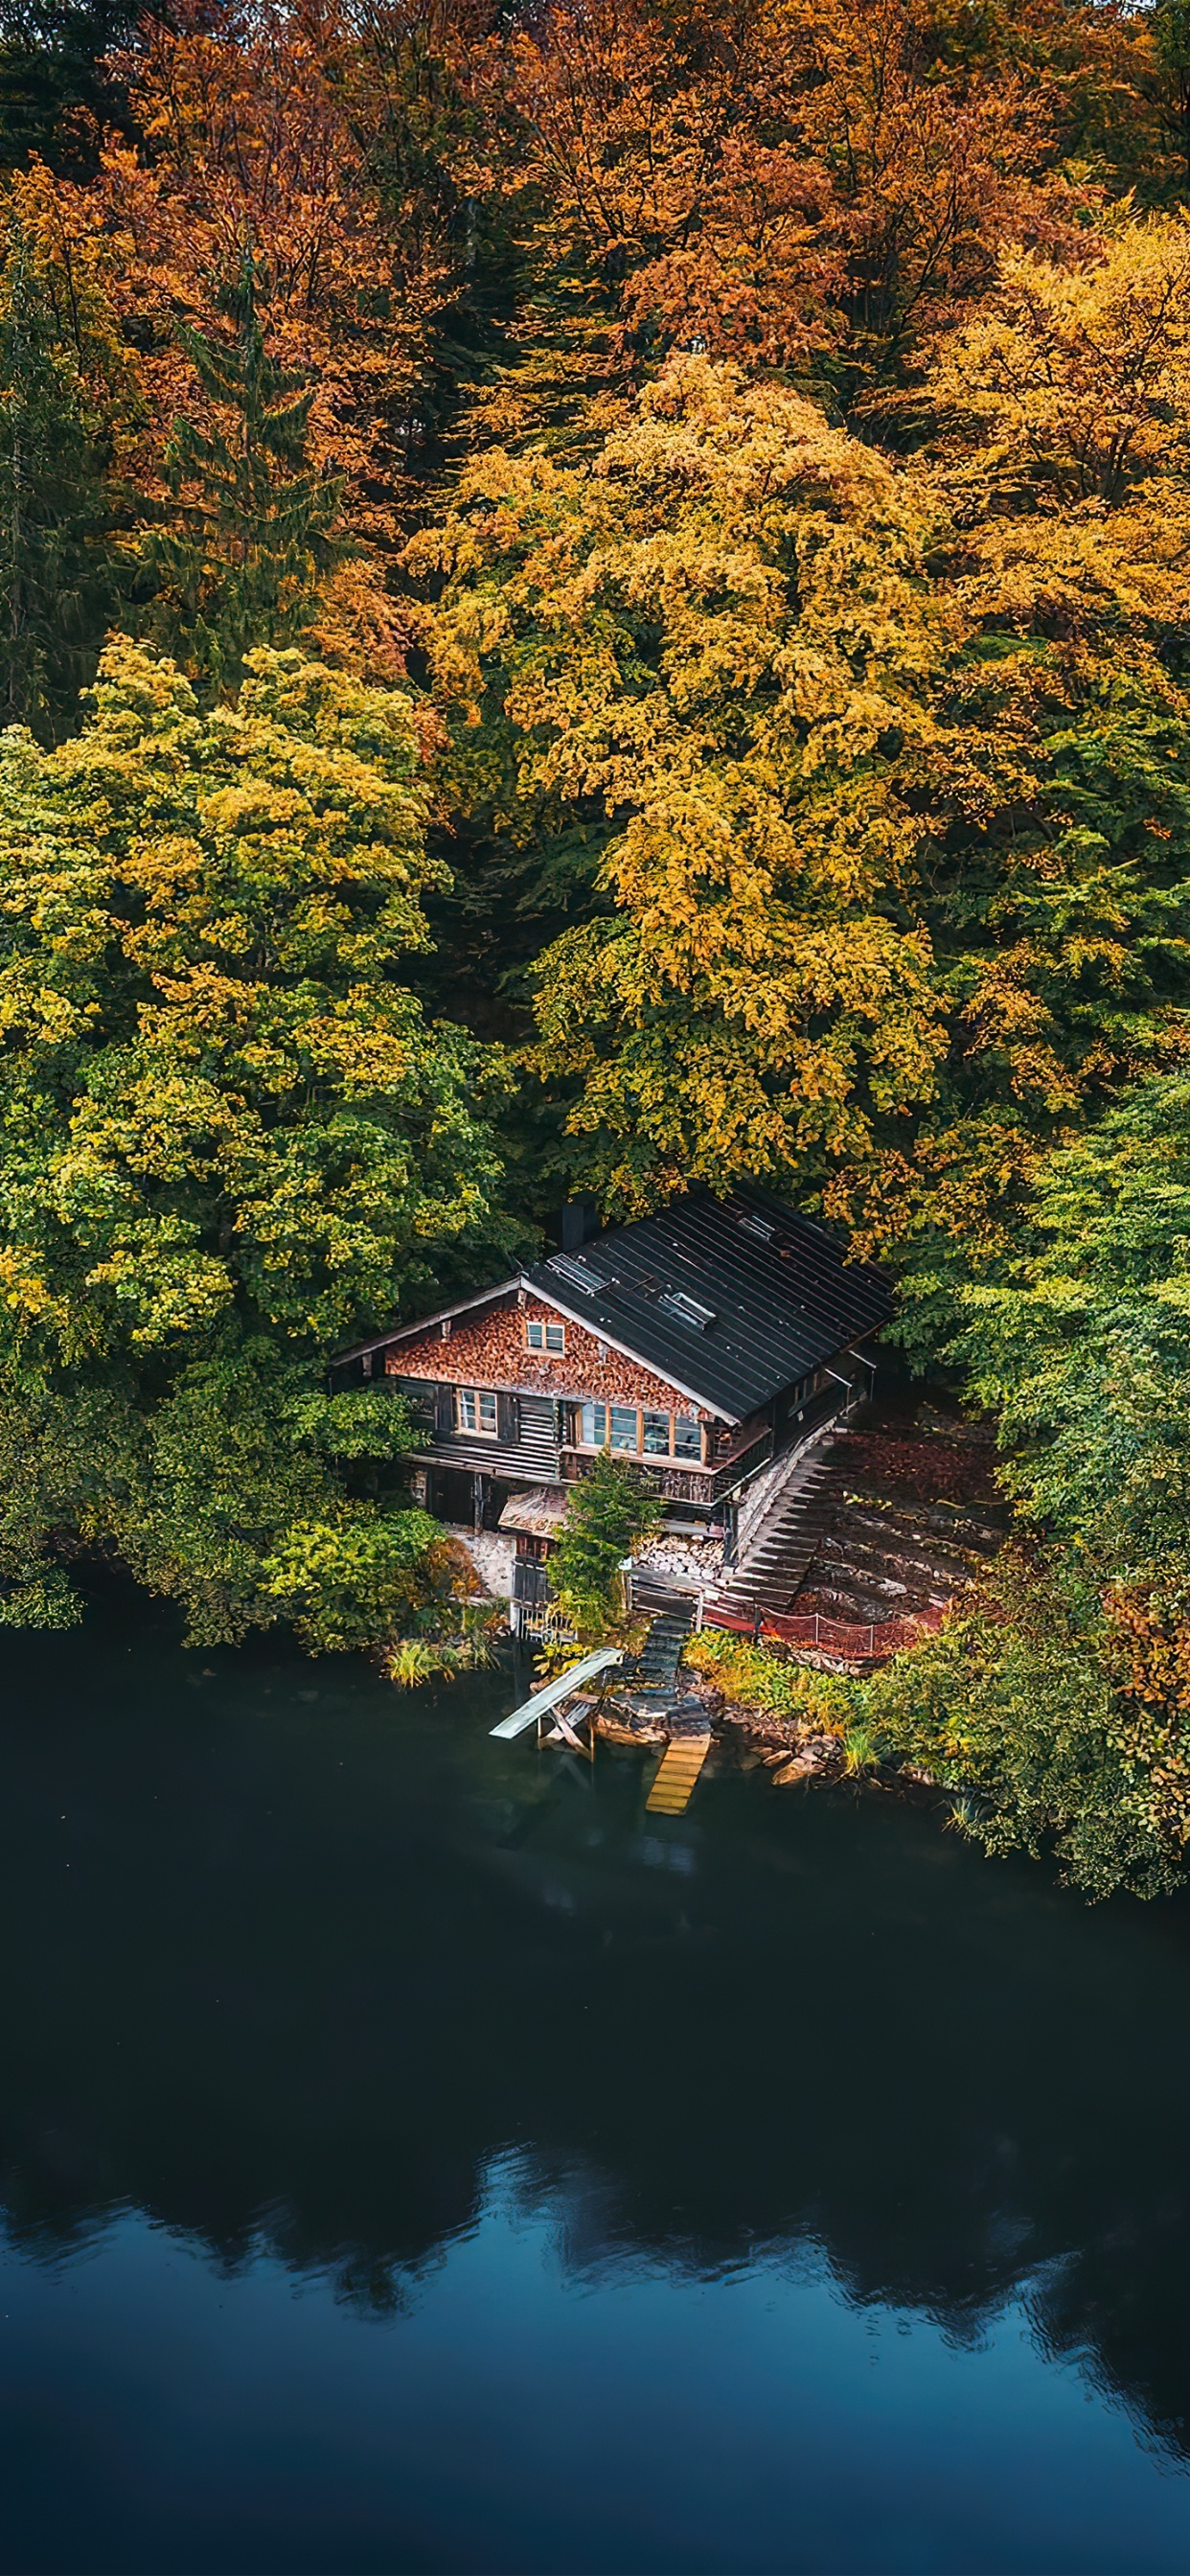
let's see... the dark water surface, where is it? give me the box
[4,1607,1190,2573]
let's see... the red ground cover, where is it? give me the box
[836,1434,999,1506]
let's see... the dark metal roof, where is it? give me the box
[521,1184,892,1423]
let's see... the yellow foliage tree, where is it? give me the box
[410,315,1190,1255]
[409,356,951,1209]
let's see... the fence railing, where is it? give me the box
[710,1427,775,1503]
[702,1599,947,1662]
[514,1584,948,1664]
[514,1600,577,1645]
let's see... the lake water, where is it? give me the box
[4,1601,1190,2572]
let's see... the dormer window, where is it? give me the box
[526,1319,565,1355]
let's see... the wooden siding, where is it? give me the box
[386,1294,714,1421]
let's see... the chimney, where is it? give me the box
[560,1196,598,1252]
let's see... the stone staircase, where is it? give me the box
[704,1433,844,1623]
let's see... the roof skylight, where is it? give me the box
[658,1289,717,1330]
[548,1253,603,1296]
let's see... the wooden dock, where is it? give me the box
[490,1647,623,1739]
[646,1732,711,1815]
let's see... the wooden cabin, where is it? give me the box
[334,1185,892,1612]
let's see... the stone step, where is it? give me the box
[706,1432,852,1621]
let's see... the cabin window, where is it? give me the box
[455,1387,498,1437]
[790,1369,825,1412]
[525,1319,565,1354]
[574,1404,704,1462]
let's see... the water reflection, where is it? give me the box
[3,1600,1190,2496]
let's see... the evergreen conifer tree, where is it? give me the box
[0,0,146,179]
[1154,0,1190,183]
[145,259,346,695]
[553,1451,662,1637]
[0,219,116,741]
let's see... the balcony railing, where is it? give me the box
[560,1449,716,1506]
[515,1600,576,1644]
[559,1429,775,1506]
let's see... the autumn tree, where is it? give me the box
[876,212,1190,1322]
[0,637,515,1643]
[408,358,952,1209]
[408,340,1190,1233]
[89,0,480,552]
[461,0,1161,453]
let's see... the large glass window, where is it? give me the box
[573,1405,702,1460]
[456,1387,498,1437]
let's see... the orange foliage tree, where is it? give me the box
[24,0,490,665]
[461,0,1165,449]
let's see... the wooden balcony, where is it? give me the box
[559,1449,710,1505]
[558,1425,775,1508]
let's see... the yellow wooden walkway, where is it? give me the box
[646,1732,712,1816]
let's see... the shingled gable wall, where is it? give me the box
[384,1292,717,1423]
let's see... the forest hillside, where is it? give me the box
[4,0,1190,1890]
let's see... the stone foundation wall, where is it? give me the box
[444,1526,515,1603]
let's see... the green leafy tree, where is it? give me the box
[867,1077,1190,1901]
[865,1552,1190,1901]
[956,1074,1190,1578]
[0,217,117,740]
[552,1449,662,1637]
[0,635,516,1644]
[145,262,347,696]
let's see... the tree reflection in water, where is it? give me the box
[2,1596,1190,2471]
